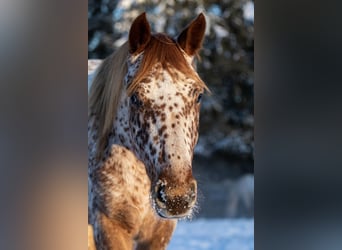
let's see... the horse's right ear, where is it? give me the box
[129,12,151,54]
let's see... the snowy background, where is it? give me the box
[169,219,254,250]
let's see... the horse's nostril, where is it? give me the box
[190,180,197,194]
[157,184,167,203]
[187,180,197,205]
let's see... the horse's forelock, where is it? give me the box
[127,33,209,96]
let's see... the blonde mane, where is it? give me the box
[88,34,208,158]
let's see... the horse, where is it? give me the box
[88,12,208,250]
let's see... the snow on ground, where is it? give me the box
[168,218,254,250]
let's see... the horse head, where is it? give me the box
[121,13,208,219]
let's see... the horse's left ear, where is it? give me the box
[129,12,151,54]
[177,13,206,56]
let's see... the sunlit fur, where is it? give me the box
[88,12,208,250]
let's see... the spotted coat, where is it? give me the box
[88,12,207,250]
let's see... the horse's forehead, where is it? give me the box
[140,68,196,101]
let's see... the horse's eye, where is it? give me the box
[196,93,203,103]
[130,94,141,107]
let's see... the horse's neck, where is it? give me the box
[88,57,141,168]
[110,58,142,151]
[110,92,132,149]
[88,116,131,171]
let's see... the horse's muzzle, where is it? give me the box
[153,179,197,219]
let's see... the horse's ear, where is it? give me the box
[177,13,206,56]
[129,12,151,54]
